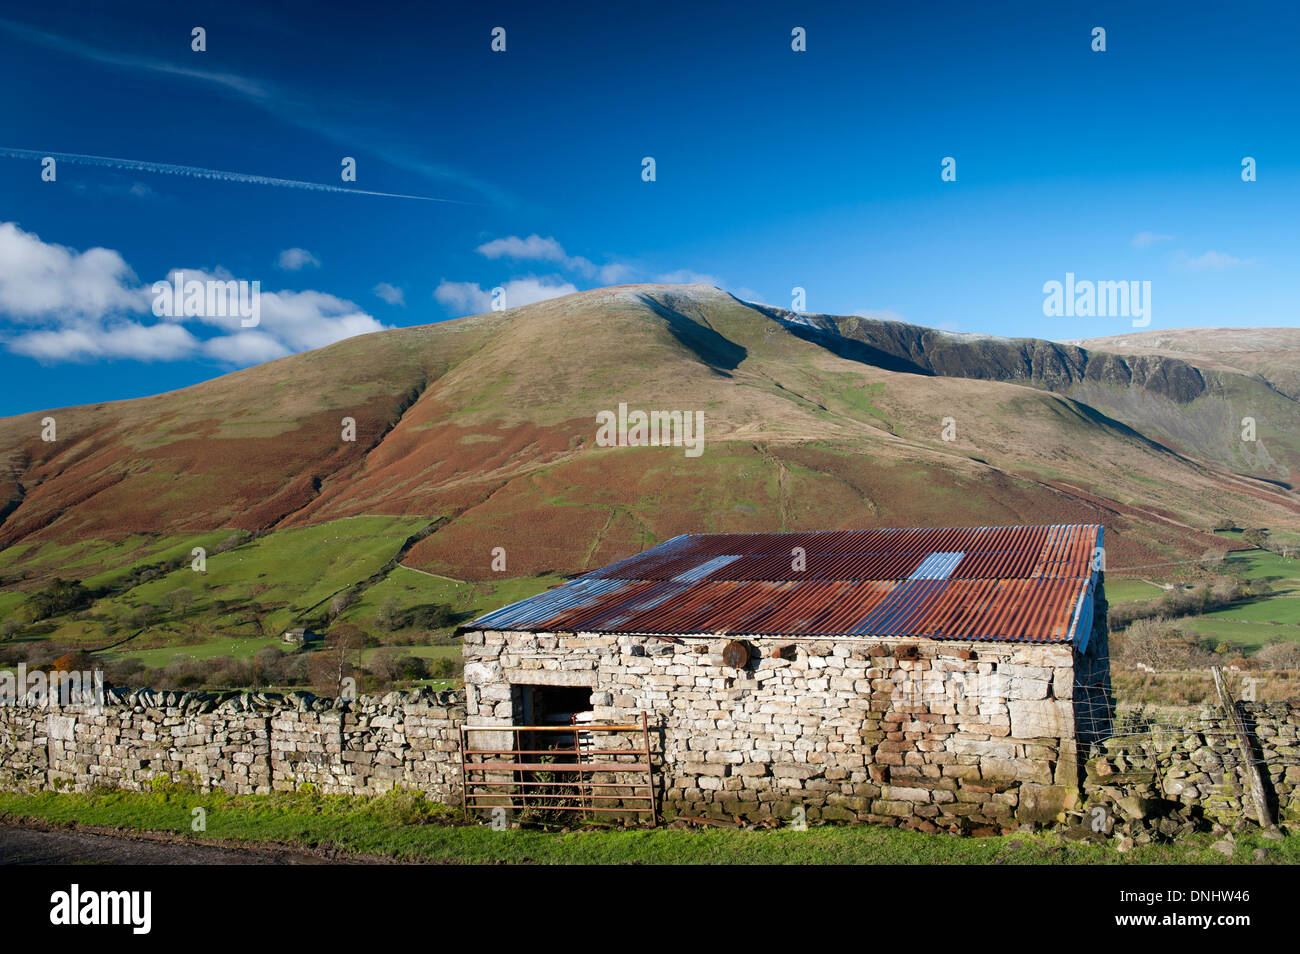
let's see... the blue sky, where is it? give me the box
[1,0,1297,414]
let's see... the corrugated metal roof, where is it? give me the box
[467,524,1103,642]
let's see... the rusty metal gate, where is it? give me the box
[458,712,657,825]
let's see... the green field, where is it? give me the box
[1221,547,1300,591]
[1,789,1294,865]
[1187,549,1300,651]
[1109,544,1300,654]
[0,519,570,693]
[0,532,234,594]
[1199,596,1300,623]
[338,565,565,634]
[1181,617,1300,651]
[110,636,286,668]
[1104,579,1167,604]
[113,516,431,633]
[3,516,430,643]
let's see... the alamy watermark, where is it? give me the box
[50,883,151,934]
[891,668,1023,708]
[153,270,260,327]
[1,664,104,710]
[595,402,704,457]
[1042,272,1150,328]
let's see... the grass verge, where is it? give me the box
[1,789,1296,865]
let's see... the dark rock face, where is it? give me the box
[1113,354,1207,404]
[751,304,1207,404]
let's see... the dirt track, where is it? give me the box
[0,822,375,865]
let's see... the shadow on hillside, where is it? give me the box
[786,323,931,376]
[638,294,745,374]
[735,299,931,376]
[1060,399,1186,458]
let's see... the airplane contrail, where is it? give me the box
[0,147,471,203]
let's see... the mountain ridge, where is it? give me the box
[1,284,1297,600]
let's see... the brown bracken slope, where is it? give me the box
[1,284,1297,586]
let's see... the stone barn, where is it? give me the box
[460,524,1112,829]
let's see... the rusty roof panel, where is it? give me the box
[910,578,1084,642]
[694,551,930,582]
[848,579,947,635]
[468,525,1103,642]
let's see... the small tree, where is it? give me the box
[251,646,287,686]
[1114,617,1216,669]
[123,602,157,630]
[329,587,358,620]
[1242,528,1270,549]
[238,602,273,637]
[312,627,362,696]
[376,596,403,632]
[25,578,93,621]
[166,588,195,618]
[404,602,455,630]
[50,650,95,672]
[370,647,406,686]
[1199,549,1226,570]
[1256,642,1300,670]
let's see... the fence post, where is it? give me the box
[1211,666,1273,828]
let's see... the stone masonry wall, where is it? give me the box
[3,660,1292,838]
[462,630,1085,831]
[1080,701,1300,839]
[0,686,464,799]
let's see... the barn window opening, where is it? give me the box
[517,684,593,728]
[515,684,595,762]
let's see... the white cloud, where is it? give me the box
[276,247,320,270]
[373,282,405,306]
[8,322,199,362]
[433,281,492,315]
[0,222,384,365]
[1184,250,1251,270]
[203,330,291,365]
[441,234,735,316]
[153,268,385,350]
[498,278,579,307]
[1132,231,1174,249]
[434,278,579,316]
[476,234,568,263]
[475,234,637,284]
[0,222,148,321]
[259,289,385,350]
[596,262,637,284]
[656,269,721,286]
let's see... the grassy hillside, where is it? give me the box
[2,284,1298,686]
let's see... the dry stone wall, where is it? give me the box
[1080,701,1300,839]
[2,661,1293,840]
[0,686,464,799]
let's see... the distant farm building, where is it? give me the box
[282,627,321,647]
[460,525,1112,828]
